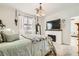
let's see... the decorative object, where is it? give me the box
[14,9,18,26]
[35,3,45,17]
[75,23,79,56]
[0,20,6,29]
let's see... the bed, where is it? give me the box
[0,34,56,56]
[0,27,56,56]
[0,36,32,56]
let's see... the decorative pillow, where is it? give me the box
[21,34,45,41]
[5,34,19,42]
[1,28,19,42]
[0,33,3,43]
[0,31,7,42]
[21,34,35,39]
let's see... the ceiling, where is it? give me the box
[0,3,79,16]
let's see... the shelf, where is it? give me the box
[71,35,78,37]
[45,29,62,31]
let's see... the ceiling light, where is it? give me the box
[35,3,45,17]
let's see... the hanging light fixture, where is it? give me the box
[35,3,45,17]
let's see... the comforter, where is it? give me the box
[0,35,55,56]
[0,37,32,56]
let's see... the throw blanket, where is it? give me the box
[21,35,45,44]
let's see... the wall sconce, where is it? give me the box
[14,19,18,26]
[14,9,18,26]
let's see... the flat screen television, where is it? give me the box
[46,19,61,30]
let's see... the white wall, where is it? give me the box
[0,5,19,34]
[39,6,79,56]
[42,6,79,45]
[0,5,35,34]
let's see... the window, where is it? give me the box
[19,15,35,35]
[23,16,34,34]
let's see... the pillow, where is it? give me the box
[21,34,35,39]
[1,28,19,42]
[21,34,45,41]
[0,31,7,42]
[0,33,3,43]
[5,34,19,42]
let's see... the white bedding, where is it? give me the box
[0,35,55,56]
[0,37,32,56]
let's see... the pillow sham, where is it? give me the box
[1,28,19,42]
[5,34,19,42]
[0,31,7,42]
[0,33,3,43]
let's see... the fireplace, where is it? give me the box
[48,35,56,42]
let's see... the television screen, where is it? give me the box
[46,19,61,30]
